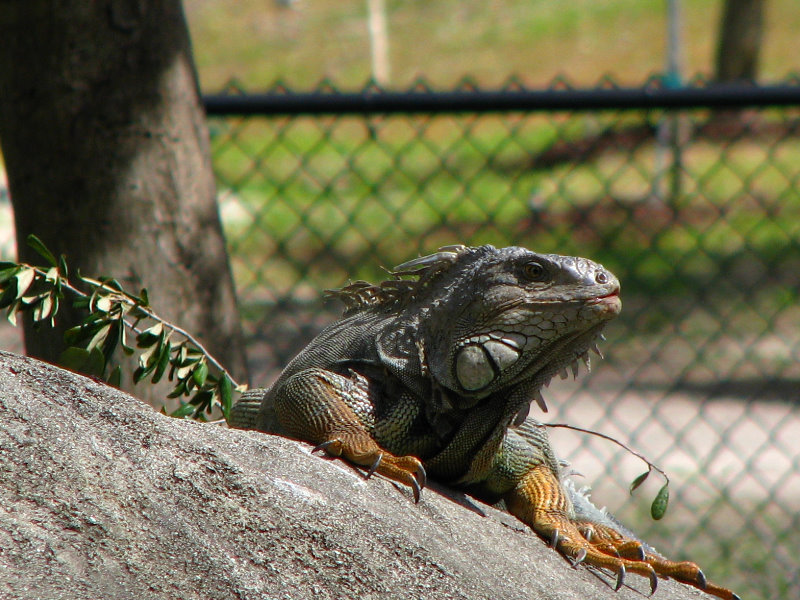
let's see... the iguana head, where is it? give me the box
[436,246,620,412]
[329,245,620,415]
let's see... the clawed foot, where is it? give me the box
[312,438,427,503]
[574,521,740,599]
[507,465,740,600]
[275,367,427,502]
[545,521,660,595]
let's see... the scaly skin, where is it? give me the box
[228,245,739,600]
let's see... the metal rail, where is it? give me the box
[203,84,800,116]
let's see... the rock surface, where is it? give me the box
[0,351,711,600]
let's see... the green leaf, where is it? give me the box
[87,323,112,352]
[0,264,20,285]
[32,295,54,322]
[64,324,86,346]
[59,346,106,378]
[102,278,124,292]
[170,402,195,418]
[48,295,60,324]
[219,374,233,419]
[27,234,57,267]
[59,347,90,371]
[151,340,172,384]
[139,339,160,369]
[136,322,163,348]
[167,380,187,399]
[629,470,650,494]
[58,254,69,279]
[95,295,113,313]
[650,483,670,520]
[6,302,19,326]
[192,361,208,388]
[191,390,214,414]
[175,363,195,381]
[133,365,150,384]
[0,281,18,310]
[85,347,107,378]
[107,365,123,388]
[14,268,35,299]
[101,321,120,362]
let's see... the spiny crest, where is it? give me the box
[325,245,479,315]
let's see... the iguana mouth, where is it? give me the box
[586,289,621,309]
[515,290,621,419]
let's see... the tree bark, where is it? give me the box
[714,0,765,82]
[0,1,249,404]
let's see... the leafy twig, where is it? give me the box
[544,422,671,519]
[0,234,243,420]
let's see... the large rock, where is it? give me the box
[0,351,711,600]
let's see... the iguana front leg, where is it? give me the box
[273,367,427,502]
[506,464,658,591]
[495,426,740,600]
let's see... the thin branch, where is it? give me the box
[79,274,235,381]
[543,422,670,484]
[31,266,239,388]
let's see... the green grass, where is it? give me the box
[185,0,800,91]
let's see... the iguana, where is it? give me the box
[228,244,738,600]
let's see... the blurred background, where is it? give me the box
[2,1,798,599]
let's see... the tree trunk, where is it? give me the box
[714,0,765,82]
[0,1,249,405]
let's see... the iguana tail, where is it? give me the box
[227,387,269,430]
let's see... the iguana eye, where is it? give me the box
[596,271,608,284]
[522,261,548,282]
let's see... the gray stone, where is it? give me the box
[0,351,710,600]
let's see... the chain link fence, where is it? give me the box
[209,77,799,600]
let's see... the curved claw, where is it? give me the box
[571,548,587,568]
[312,439,339,455]
[550,529,560,548]
[696,569,707,589]
[617,541,646,561]
[366,453,383,479]
[415,463,427,490]
[647,569,658,596]
[409,474,421,504]
[614,565,626,592]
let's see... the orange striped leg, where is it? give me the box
[506,465,739,599]
[274,368,426,502]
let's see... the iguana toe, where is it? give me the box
[311,435,426,502]
[571,548,587,567]
[365,452,383,479]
